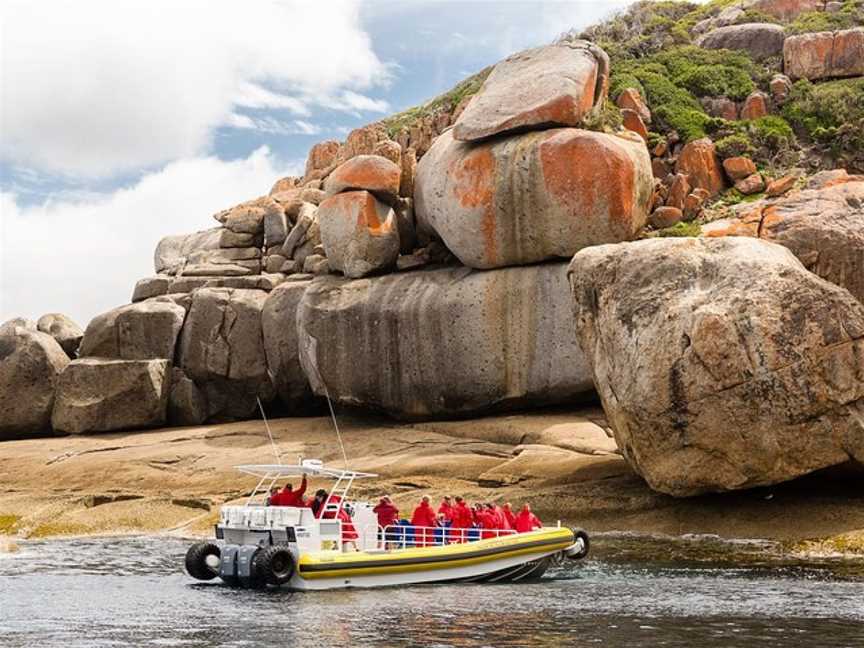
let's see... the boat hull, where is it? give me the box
[288,527,574,591]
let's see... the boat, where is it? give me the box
[184,460,590,590]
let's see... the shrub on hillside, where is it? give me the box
[785,2,864,35]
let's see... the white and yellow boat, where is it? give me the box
[184,461,590,590]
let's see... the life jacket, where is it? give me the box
[514,511,542,533]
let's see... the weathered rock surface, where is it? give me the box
[304,140,341,179]
[51,359,170,434]
[297,263,595,419]
[416,128,652,269]
[784,28,864,80]
[318,191,400,278]
[167,367,207,426]
[177,288,274,420]
[723,156,757,182]
[740,91,769,120]
[696,23,786,60]
[568,237,864,496]
[261,279,316,409]
[453,41,609,142]
[132,276,172,302]
[79,301,186,361]
[0,328,70,439]
[36,313,83,358]
[213,196,280,234]
[616,87,651,123]
[745,0,823,20]
[703,178,864,304]
[0,318,37,335]
[324,155,401,204]
[155,228,248,275]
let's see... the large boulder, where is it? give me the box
[261,279,316,409]
[304,140,341,179]
[51,358,170,434]
[324,155,401,204]
[79,301,186,361]
[213,196,280,234]
[415,128,652,269]
[0,327,70,439]
[568,237,864,497]
[676,138,725,196]
[0,317,36,335]
[453,41,609,142]
[702,176,864,304]
[696,23,786,60]
[784,28,864,81]
[297,263,594,419]
[177,288,274,420]
[318,191,400,278]
[154,229,216,275]
[745,0,828,21]
[36,313,83,358]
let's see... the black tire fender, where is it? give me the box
[566,528,590,560]
[185,542,221,580]
[253,544,296,587]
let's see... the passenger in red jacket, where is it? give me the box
[411,496,437,547]
[492,504,510,530]
[277,475,307,507]
[502,502,517,529]
[514,503,543,533]
[437,496,454,523]
[450,496,474,542]
[373,496,399,528]
[478,504,499,539]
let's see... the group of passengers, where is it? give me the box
[373,494,543,546]
[266,476,542,548]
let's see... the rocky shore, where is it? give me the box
[2,408,864,554]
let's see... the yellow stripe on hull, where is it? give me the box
[297,527,574,580]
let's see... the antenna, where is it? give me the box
[257,397,282,465]
[299,334,349,470]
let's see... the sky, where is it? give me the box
[0,0,633,326]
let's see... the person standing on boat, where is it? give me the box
[411,496,437,547]
[514,503,543,533]
[313,489,359,550]
[492,503,510,530]
[275,474,307,507]
[266,487,280,506]
[451,496,474,541]
[502,502,517,529]
[373,495,399,547]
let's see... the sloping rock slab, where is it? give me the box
[297,263,594,419]
[51,359,170,434]
[784,28,864,80]
[568,237,864,497]
[415,128,652,269]
[453,41,609,142]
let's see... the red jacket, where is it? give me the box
[437,502,454,522]
[373,501,400,528]
[279,475,307,507]
[493,506,510,530]
[451,502,474,529]
[502,506,517,529]
[514,510,542,533]
[411,502,437,528]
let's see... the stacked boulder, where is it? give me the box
[294,41,653,418]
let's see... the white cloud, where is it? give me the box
[0,147,302,327]
[0,0,389,178]
[227,114,323,135]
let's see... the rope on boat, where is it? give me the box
[257,396,282,465]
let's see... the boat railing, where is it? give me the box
[379,524,517,550]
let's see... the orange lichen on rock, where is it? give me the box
[325,155,401,203]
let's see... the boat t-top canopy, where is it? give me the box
[235,462,377,480]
